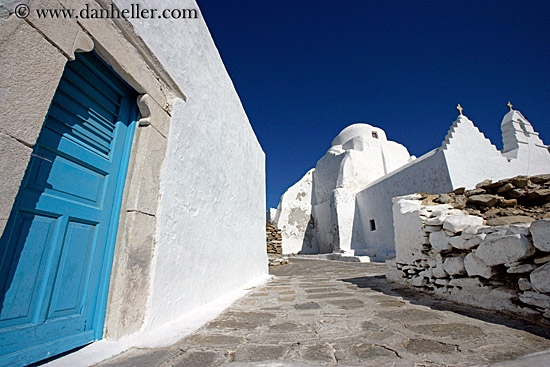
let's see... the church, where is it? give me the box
[273,104,550,260]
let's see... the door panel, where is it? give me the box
[0,51,137,366]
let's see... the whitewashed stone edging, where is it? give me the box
[387,195,550,321]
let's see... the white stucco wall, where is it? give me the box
[443,114,550,189]
[352,149,453,260]
[275,169,316,254]
[115,0,268,330]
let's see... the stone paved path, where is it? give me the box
[94,259,550,367]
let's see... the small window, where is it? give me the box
[372,131,378,139]
[370,219,376,231]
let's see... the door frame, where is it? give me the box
[0,1,185,350]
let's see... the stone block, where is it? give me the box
[476,234,535,266]
[464,253,494,279]
[530,263,550,294]
[432,265,447,278]
[429,230,452,252]
[0,17,67,145]
[443,215,485,233]
[487,216,534,226]
[467,194,499,207]
[27,0,87,58]
[443,256,465,276]
[411,276,427,287]
[534,255,550,264]
[518,278,532,291]
[519,291,550,309]
[506,223,531,236]
[62,0,170,109]
[0,133,32,224]
[125,125,168,216]
[507,264,536,274]
[530,219,550,252]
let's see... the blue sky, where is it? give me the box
[198,1,550,210]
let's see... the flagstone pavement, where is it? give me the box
[94,258,550,367]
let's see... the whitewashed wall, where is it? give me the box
[352,149,453,260]
[115,0,268,330]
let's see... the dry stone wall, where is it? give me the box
[266,221,289,267]
[387,174,550,321]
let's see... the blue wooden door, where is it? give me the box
[0,52,137,366]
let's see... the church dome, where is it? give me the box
[331,123,387,146]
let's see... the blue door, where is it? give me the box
[0,52,137,366]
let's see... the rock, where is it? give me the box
[497,183,515,193]
[453,195,467,209]
[476,179,492,189]
[484,230,507,242]
[475,234,535,266]
[448,236,466,249]
[506,223,530,236]
[519,291,550,309]
[534,256,550,265]
[436,194,453,204]
[429,230,451,252]
[461,225,484,240]
[432,265,448,279]
[530,219,550,252]
[531,174,550,184]
[425,215,446,226]
[411,276,427,287]
[424,225,441,233]
[464,253,494,279]
[435,278,449,286]
[511,176,530,188]
[507,264,536,274]
[467,194,499,207]
[487,216,534,226]
[465,188,486,197]
[518,278,532,291]
[443,256,465,276]
[448,277,483,289]
[530,263,550,293]
[452,187,465,195]
[507,189,525,199]
[498,198,517,207]
[452,234,484,250]
[443,215,485,233]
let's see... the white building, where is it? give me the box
[275,107,550,260]
[0,1,267,366]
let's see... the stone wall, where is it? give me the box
[266,221,283,254]
[387,174,550,321]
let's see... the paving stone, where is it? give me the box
[326,298,365,309]
[233,344,286,362]
[405,338,458,354]
[349,343,398,359]
[172,350,232,367]
[294,302,321,310]
[301,342,337,362]
[306,292,353,299]
[186,334,246,345]
[377,309,441,322]
[96,259,550,367]
[376,299,405,307]
[278,296,296,302]
[95,348,180,367]
[407,323,486,339]
[304,288,340,293]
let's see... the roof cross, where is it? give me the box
[507,101,513,111]
[456,104,463,116]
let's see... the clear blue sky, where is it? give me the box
[198,1,550,210]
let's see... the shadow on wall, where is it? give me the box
[299,215,316,254]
